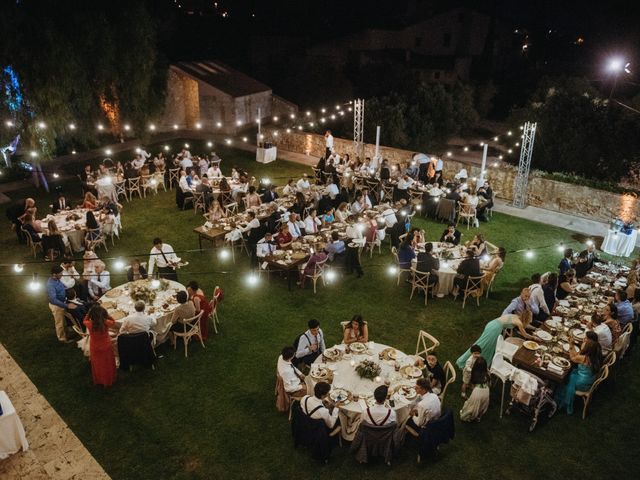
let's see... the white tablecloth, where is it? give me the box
[306,343,420,440]
[602,229,638,257]
[413,243,465,296]
[0,391,29,459]
[256,147,277,164]
[99,279,186,344]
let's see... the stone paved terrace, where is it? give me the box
[0,343,110,479]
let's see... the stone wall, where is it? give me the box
[266,129,640,224]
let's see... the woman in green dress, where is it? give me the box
[456,312,536,370]
[554,333,602,415]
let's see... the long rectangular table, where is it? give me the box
[512,347,570,384]
[193,226,226,251]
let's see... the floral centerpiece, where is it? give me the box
[65,213,81,222]
[441,249,455,260]
[129,279,169,303]
[355,359,381,380]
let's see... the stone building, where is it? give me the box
[160,60,296,133]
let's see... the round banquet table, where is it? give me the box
[414,243,465,297]
[42,208,89,252]
[601,229,638,257]
[306,342,422,441]
[98,279,186,345]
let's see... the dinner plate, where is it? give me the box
[329,388,350,403]
[535,330,553,342]
[324,348,341,360]
[350,342,367,353]
[523,341,539,351]
[366,397,390,408]
[105,290,120,298]
[572,329,586,340]
[397,386,417,399]
[311,367,329,380]
[402,366,423,378]
[562,343,579,353]
[552,357,571,369]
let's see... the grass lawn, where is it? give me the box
[1,141,639,479]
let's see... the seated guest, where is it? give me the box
[170,290,196,337]
[555,334,601,415]
[406,378,441,431]
[283,178,297,196]
[296,174,311,191]
[351,193,365,215]
[178,170,193,193]
[186,281,212,340]
[245,186,262,208]
[558,248,574,275]
[88,261,111,301]
[466,234,486,257]
[440,223,461,245]
[323,208,335,224]
[295,319,326,366]
[257,232,278,258]
[324,231,345,262]
[588,314,612,350]
[300,382,342,433]
[396,174,414,200]
[583,244,601,271]
[502,288,532,316]
[304,209,322,234]
[277,346,307,395]
[276,224,293,248]
[425,354,446,395]
[82,191,98,209]
[556,268,576,300]
[287,213,304,239]
[445,185,462,204]
[292,192,307,216]
[335,202,350,222]
[416,242,439,285]
[60,257,81,292]
[42,219,67,260]
[205,198,226,222]
[361,187,374,209]
[452,249,481,295]
[486,247,506,272]
[299,249,328,287]
[207,163,223,179]
[119,300,156,334]
[21,213,42,245]
[324,178,339,201]
[85,210,101,240]
[241,211,261,235]
[342,314,368,344]
[364,386,396,426]
[397,236,416,269]
[614,290,634,328]
[263,185,279,203]
[602,304,622,345]
[127,258,148,282]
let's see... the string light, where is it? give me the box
[507,131,513,136]
[28,274,41,292]
[463,147,469,152]
[150,279,160,289]
[218,249,230,260]
[173,124,179,130]
[508,149,513,154]
[387,266,397,275]
[184,143,190,148]
[114,259,125,270]
[306,111,311,116]
[164,145,170,151]
[586,239,594,247]
[124,124,131,131]
[72,150,76,155]
[216,122,222,128]
[13,264,23,273]
[242,137,248,142]
[320,108,326,113]
[246,273,259,286]
[105,148,112,155]
[225,139,232,145]
[525,250,534,259]
[493,136,498,141]
[195,122,202,129]
[236,120,243,127]
[68,123,76,130]
[557,244,565,252]
[53,173,59,179]
[37,121,46,129]
[30,151,37,158]
[149,124,156,131]
[273,116,279,122]
[97,124,104,131]
[290,113,296,119]
[5,120,14,127]
[325,270,337,282]
[446,152,452,157]
[207,141,213,147]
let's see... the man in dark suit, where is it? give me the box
[51,192,69,213]
[6,197,35,243]
[445,186,461,204]
[262,185,279,203]
[440,223,461,245]
[582,244,601,271]
[453,249,482,294]
[416,242,440,286]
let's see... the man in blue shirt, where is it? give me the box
[502,288,532,317]
[614,290,635,327]
[324,232,345,262]
[47,265,77,342]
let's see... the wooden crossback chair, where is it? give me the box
[415,330,440,361]
[461,275,485,308]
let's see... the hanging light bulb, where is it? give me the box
[13,264,24,273]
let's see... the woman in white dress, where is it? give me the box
[460,356,490,422]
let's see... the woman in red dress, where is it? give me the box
[187,281,212,341]
[83,306,117,387]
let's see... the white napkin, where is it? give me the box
[547,363,564,374]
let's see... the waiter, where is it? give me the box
[324,129,333,159]
[148,237,179,281]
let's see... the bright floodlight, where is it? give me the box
[608,58,624,73]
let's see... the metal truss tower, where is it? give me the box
[512,121,537,209]
[353,99,364,159]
